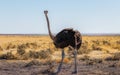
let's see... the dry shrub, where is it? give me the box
[17,44,26,57]
[20,51,41,60]
[20,53,30,60]
[81,41,88,49]
[102,40,110,45]
[25,42,31,48]
[6,43,16,50]
[105,52,120,61]
[91,44,102,50]
[78,41,92,54]
[112,45,120,50]
[116,41,120,44]
[29,50,40,58]
[30,42,38,49]
[2,43,17,50]
[17,49,26,55]
[21,49,52,60]
[0,52,16,59]
[113,52,120,60]
[16,42,39,52]
[25,42,38,49]
[92,40,100,45]
[46,48,54,54]
[39,50,51,59]
[17,44,26,50]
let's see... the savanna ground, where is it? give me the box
[0,35,120,75]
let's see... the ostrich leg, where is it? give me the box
[56,49,65,74]
[72,35,78,74]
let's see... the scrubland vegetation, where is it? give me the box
[0,35,120,61]
[0,35,120,75]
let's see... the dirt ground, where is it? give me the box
[0,60,120,75]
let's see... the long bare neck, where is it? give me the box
[44,13,55,40]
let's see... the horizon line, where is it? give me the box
[0,33,120,36]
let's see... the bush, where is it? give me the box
[116,41,120,44]
[0,52,16,59]
[78,41,91,54]
[17,44,26,50]
[25,42,38,49]
[29,50,40,58]
[6,43,16,50]
[23,49,51,59]
[92,40,100,45]
[39,50,51,59]
[92,44,102,50]
[17,49,26,55]
[113,52,120,60]
[30,42,38,49]
[105,52,120,61]
[102,40,110,45]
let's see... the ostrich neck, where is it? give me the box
[45,14,55,40]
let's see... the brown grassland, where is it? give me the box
[0,35,120,75]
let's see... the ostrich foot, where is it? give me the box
[72,70,77,74]
[49,72,58,75]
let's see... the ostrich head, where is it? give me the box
[44,10,48,14]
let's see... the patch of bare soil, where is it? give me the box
[0,60,120,75]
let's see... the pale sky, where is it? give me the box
[0,0,120,34]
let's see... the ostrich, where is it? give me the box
[44,10,82,74]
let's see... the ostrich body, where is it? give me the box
[44,10,82,74]
[54,28,82,49]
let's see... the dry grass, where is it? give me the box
[0,35,119,63]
